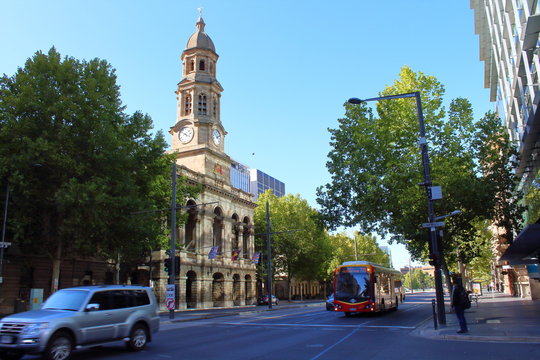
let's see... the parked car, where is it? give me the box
[0,285,160,360]
[326,294,334,311]
[257,295,278,305]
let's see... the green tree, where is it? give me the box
[326,231,390,277]
[0,48,198,292]
[316,66,522,273]
[404,268,434,290]
[254,191,331,300]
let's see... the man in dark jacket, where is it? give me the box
[451,276,469,334]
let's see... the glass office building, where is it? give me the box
[249,169,285,201]
[229,161,285,201]
[471,0,540,184]
[230,161,251,193]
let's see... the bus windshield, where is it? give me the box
[335,266,371,303]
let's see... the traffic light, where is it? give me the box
[174,256,180,275]
[164,258,171,273]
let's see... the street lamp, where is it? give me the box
[348,91,446,325]
[434,210,461,221]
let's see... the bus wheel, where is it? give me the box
[391,297,399,311]
[344,312,351,317]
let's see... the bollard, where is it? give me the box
[432,299,438,330]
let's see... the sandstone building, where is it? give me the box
[155,15,258,309]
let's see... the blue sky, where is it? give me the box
[1,0,492,270]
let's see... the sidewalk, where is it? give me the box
[413,291,540,343]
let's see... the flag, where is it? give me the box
[231,249,241,261]
[208,246,219,259]
[251,251,260,264]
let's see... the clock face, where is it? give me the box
[179,126,194,144]
[212,129,221,145]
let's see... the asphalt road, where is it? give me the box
[23,293,540,360]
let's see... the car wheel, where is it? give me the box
[44,331,73,360]
[126,323,149,351]
[0,350,23,360]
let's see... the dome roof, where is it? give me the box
[186,17,215,52]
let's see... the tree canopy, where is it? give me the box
[254,191,331,298]
[0,48,197,289]
[316,66,523,269]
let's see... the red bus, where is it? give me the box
[333,261,403,316]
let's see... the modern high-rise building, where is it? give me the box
[471,0,540,300]
[471,0,540,184]
[249,168,285,201]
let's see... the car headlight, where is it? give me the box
[21,323,48,336]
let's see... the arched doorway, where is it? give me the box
[186,271,197,309]
[245,275,252,304]
[212,273,225,307]
[233,274,241,306]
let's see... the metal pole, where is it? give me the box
[0,183,9,281]
[265,201,273,310]
[169,162,177,319]
[354,236,358,261]
[414,92,446,325]
[409,257,413,294]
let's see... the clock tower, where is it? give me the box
[170,15,230,181]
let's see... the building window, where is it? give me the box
[184,93,192,115]
[189,60,195,72]
[213,96,217,118]
[199,59,205,71]
[210,62,214,74]
[198,93,207,115]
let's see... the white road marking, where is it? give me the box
[221,322,415,329]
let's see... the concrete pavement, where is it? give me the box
[412,291,540,343]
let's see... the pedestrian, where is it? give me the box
[451,276,469,334]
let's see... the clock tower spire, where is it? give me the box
[170,15,230,178]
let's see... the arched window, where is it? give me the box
[198,93,207,115]
[232,214,239,251]
[213,207,223,254]
[199,59,205,71]
[189,59,195,72]
[213,96,217,118]
[184,93,192,115]
[242,217,250,259]
[185,200,197,251]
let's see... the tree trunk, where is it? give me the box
[50,241,62,294]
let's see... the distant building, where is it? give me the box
[249,168,285,201]
[230,160,250,193]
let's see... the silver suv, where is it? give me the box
[0,285,160,360]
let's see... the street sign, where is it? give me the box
[0,242,12,248]
[166,284,175,310]
[422,221,445,228]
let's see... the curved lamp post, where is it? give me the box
[348,92,446,325]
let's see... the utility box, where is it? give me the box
[30,288,44,310]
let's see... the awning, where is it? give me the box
[500,224,540,265]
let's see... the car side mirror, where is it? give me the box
[85,303,100,312]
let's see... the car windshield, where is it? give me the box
[335,266,371,303]
[42,290,90,311]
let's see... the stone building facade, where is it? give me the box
[152,15,258,310]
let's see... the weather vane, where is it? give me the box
[198,7,203,18]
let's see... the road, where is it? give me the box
[23,293,540,360]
